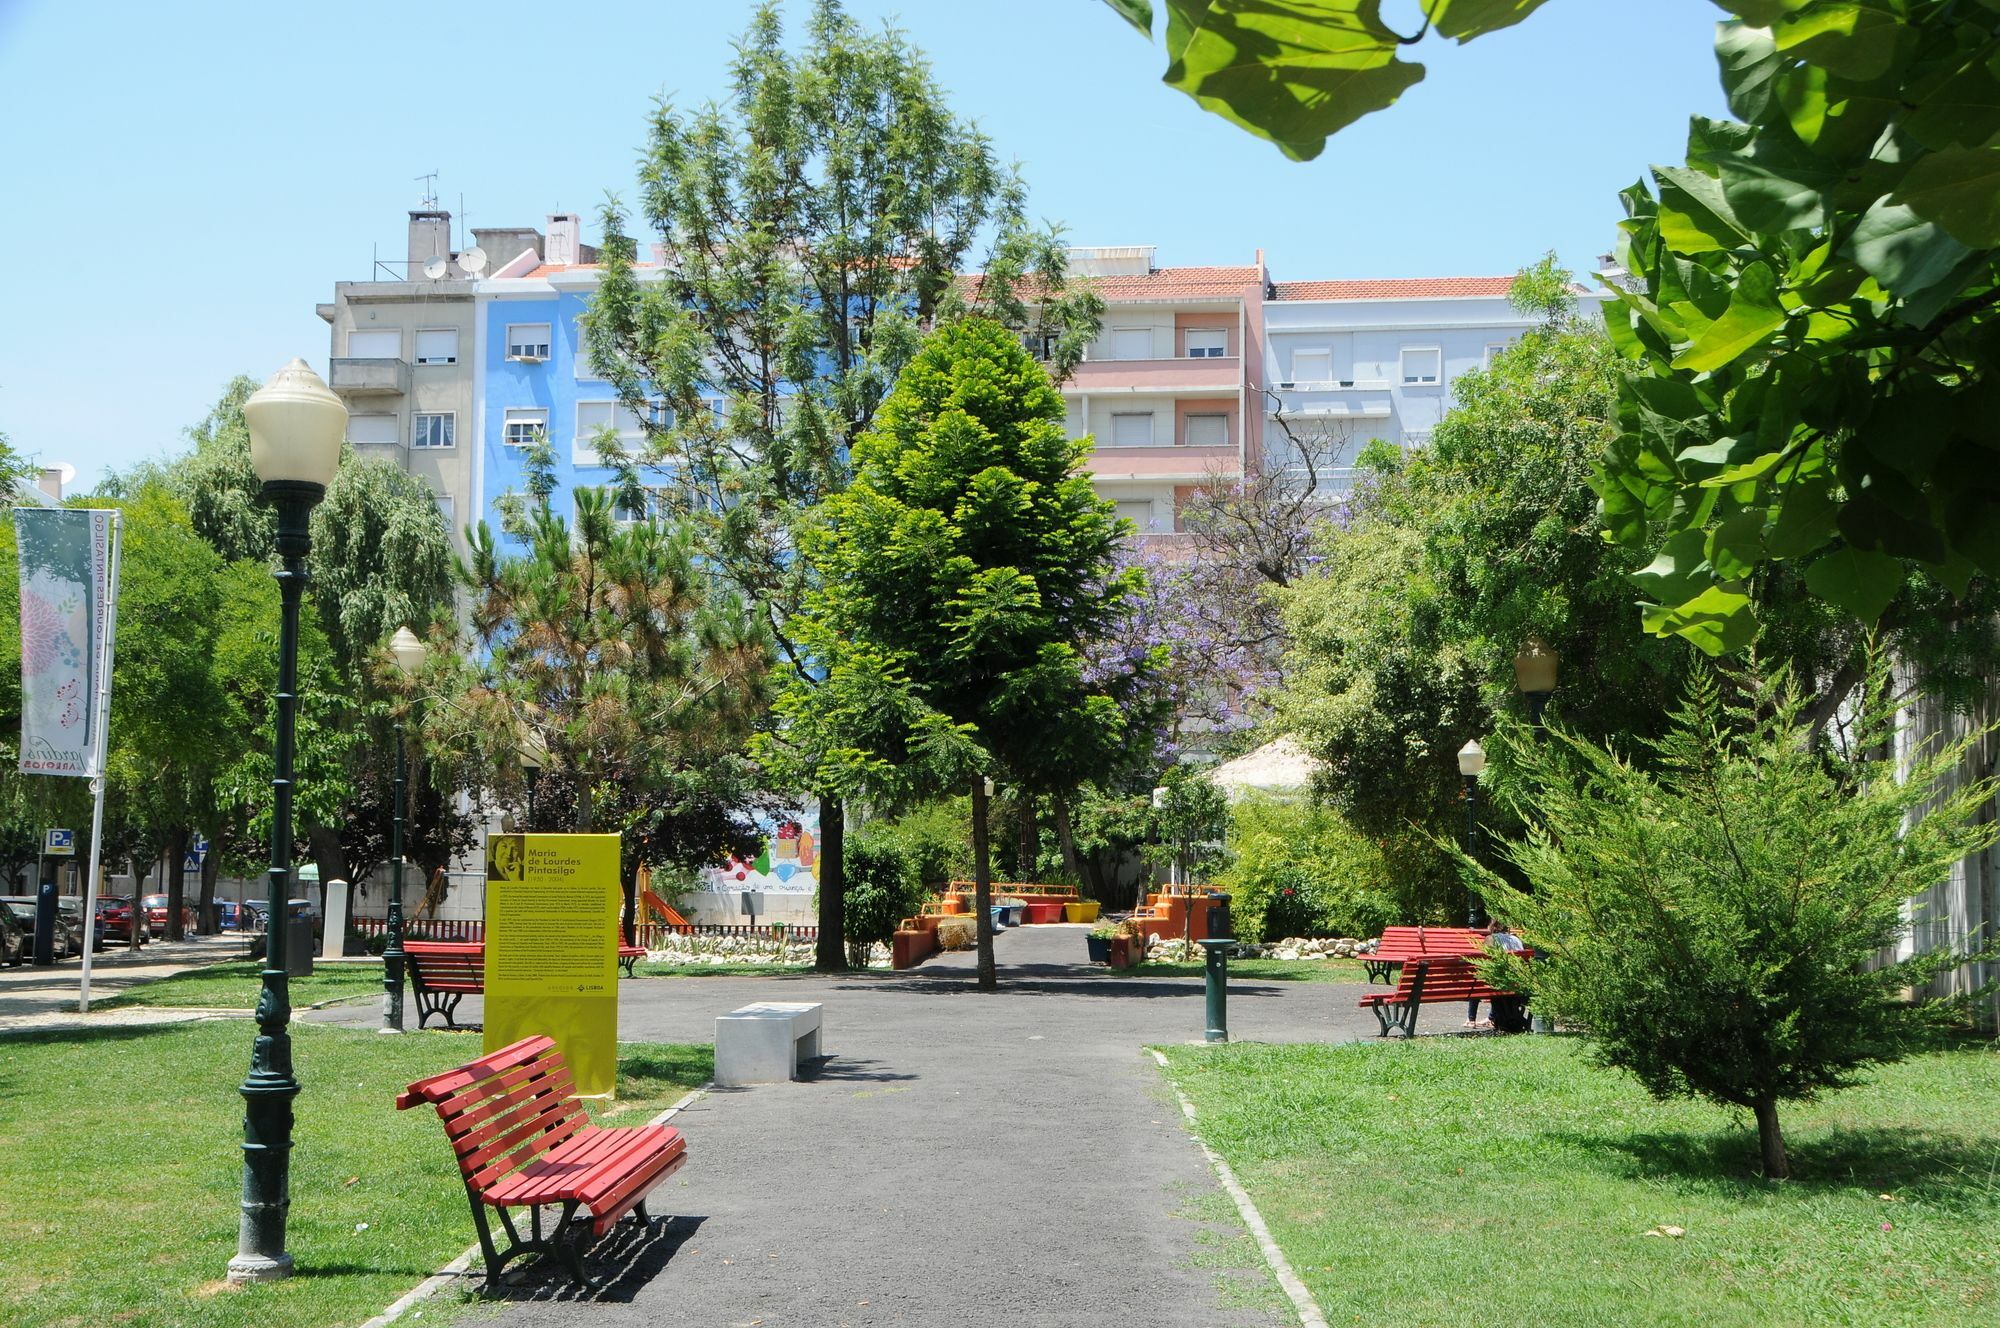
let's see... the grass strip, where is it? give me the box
[0,1019,710,1328]
[97,961,389,1010]
[1158,1035,2000,1328]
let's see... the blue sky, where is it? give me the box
[0,0,1726,490]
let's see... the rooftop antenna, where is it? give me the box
[416,170,440,210]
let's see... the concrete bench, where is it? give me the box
[715,1001,823,1086]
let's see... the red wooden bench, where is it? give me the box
[1361,925,1488,984]
[404,941,485,1029]
[396,1034,689,1288]
[404,941,649,1030]
[1359,955,1505,1037]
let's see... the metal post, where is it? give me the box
[1199,893,1234,1043]
[228,487,316,1284]
[1463,774,1484,927]
[381,716,408,1033]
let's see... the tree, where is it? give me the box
[1276,272,1693,911]
[1470,665,1997,1179]
[1108,3,2000,651]
[581,0,1102,969]
[798,318,1143,989]
[446,486,769,935]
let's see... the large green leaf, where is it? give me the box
[1716,20,1782,124]
[1903,49,2000,150]
[1425,0,1554,41]
[1655,165,1754,252]
[1771,2,1909,81]
[1892,143,2000,248]
[1801,543,1904,620]
[1847,197,1982,322]
[1163,1,1423,162]
[1673,260,1787,371]
[1715,121,1837,232]
[1101,0,1156,34]
[1765,468,1839,558]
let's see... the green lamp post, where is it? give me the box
[1513,636,1559,728]
[382,626,428,1033]
[228,359,346,1283]
[1458,739,1487,927]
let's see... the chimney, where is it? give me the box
[546,213,582,267]
[37,468,62,501]
[408,210,452,272]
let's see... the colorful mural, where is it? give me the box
[703,807,818,894]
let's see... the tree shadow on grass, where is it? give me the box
[1557,1124,2000,1213]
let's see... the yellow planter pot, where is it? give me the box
[1064,902,1101,924]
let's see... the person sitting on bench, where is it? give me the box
[1466,920,1526,1029]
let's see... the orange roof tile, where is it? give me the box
[1272,277,1518,300]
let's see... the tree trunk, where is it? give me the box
[307,825,348,899]
[1015,793,1036,882]
[973,778,996,992]
[814,795,847,973]
[126,852,146,948]
[576,778,594,834]
[196,843,219,936]
[1051,788,1083,886]
[1752,1098,1790,1179]
[619,849,638,946]
[164,828,189,942]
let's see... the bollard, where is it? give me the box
[1198,892,1235,1043]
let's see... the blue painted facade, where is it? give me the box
[473,271,648,541]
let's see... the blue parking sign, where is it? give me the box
[44,829,74,856]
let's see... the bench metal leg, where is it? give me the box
[467,1190,588,1291]
[415,989,463,1030]
[1363,959,1393,984]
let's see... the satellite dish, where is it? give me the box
[457,246,488,275]
[55,463,76,486]
[422,254,449,280]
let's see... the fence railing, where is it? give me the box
[348,917,818,946]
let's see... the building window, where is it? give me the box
[506,323,552,361]
[1401,346,1442,385]
[503,408,547,448]
[1289,349,1331,384]
[575,400,648,466]
[1184,413,1229,447]
[1114,500,1156,532]
[1021,330,1059,361]
[1184,328,1227,358]
[414,328,459,365]
[1110,412,1154,447]
[1483,342,1507,370]
[412,413,455,449]
[346,414,398,447]
[1109,328,1154,360]
[346,329,400,359]
[431,491,455,524]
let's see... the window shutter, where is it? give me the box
[1111,413,1153,446]
[1111,328,1153,360]
[1184,415,1228,447]
[347,330,399,358]
[415,329,458,364]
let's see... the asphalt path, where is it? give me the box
[324,925,1383,1327]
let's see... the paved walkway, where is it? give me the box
[320,925,1379,1328]
[0,933,259,1029]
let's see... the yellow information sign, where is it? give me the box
[483,833,621,1096]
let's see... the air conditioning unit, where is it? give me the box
[1277,381,1296,389]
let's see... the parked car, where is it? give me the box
[139,893,196,938]
[0,903,24,966]
[242,898,318,932]
[0,896,82,958]
[96,895,137,943]
[213,899,248,931]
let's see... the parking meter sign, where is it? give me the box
[44,829,74,857]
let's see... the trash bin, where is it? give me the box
[286,916,315,977]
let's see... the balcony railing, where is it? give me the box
[1065,356,1240,393]
[329,357,411,397]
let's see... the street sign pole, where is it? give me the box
[77,511,122,1013]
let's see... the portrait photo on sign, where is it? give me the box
[486,834,525,882]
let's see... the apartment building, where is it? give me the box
[1261,277,1604,493]
[316,210,546,556]
[1058,247,1270,537]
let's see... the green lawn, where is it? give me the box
[1125,957,1365,983]
[1159,1035,2000,1328]
[97,961,388,1010]
[0,1020,711,1328]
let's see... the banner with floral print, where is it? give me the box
[14,509,112,777]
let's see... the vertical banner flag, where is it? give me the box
[484,833,622,1096]
[14,509,113,777]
